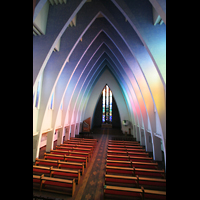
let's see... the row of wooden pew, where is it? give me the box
[33,137,98,197]
[104,140,166,199]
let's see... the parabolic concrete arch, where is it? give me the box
[33,0,166,169]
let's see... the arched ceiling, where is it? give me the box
[33,0,166,163]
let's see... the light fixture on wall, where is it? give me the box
[123,120,129,126]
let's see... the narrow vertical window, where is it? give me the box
[110,90,112,122]
[50,91,54,109]
[102,88,105,122]
[35,75,42,108]
[102,84,112,123]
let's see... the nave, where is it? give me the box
[33,128,165,200]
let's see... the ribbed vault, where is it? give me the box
[33,0,166,168]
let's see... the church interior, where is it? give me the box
[33,0,166,199]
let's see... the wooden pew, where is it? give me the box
[127,152,149,157]
[106,166,165,178]
[134,168,165,179]
[64,141,80,145]
[104,185,166,200]
[70,137,98,142]
[58,160,84,175]
[106,166,135,176]
[60,143,78,147]
[129,156,153,163]
[108,147,145,152]
[44,152,67,161]
[68,151,91,162]
[39,174,76,196]
[44,153,88,168]
[107,147,127,151]
[33,174,41,190]
[34,158,84,175]
[33,165,80,184]
[104,185,142,200]
[104,174,166,191]
[131,161,158,169]
[80,142,97,147]
[107,155,130,161]
[65,155,87,168]
[50,167,80,184]
[35,158,59,167]
[56,146,93,156]
[106,160,158,169]
[138,177,166,191]
[127,148,146,152]
[106,160,132,167]
[76,144,94,151]
[142,187,166,200]
[105,174,138,187]
[108,140,139,144]
[125,145,143,149]
[50,149,91,162]
[107,150,128,156]
[33,165,51,176]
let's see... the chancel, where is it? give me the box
[33,0,166,199]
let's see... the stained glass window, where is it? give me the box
[102,84,112,123]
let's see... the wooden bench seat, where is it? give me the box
[33,165,51,176]
[138,177,166,190]
[129,156,153,163]
[50,149,91,162]
[33,165,80,184]
[44,153,66,161]
[104,185,142,200]
[44,153,87,167]
[105,174,138,187]
[108,147,145,152]
[76,144,94,151]
[107,155,130,161]
[126,145,143,148]
[108,140,139,144]
[104,185,166,200]
[80,142,97,147]
[39,174,76,196]
[56,146,93,156]
[69,152,90,162]
[108,147,127,151]
[106,166,135,176]
[127,148,146,152]
[105,174,166,190]
[134,168,165,179]
[60,143,78,147]
[107,150,128,156]
[34,158,84,175]
[127,152,149,157]
[50,167,80,184]
[58,160,84,175]
[35,158,59,167]
[106,166,165,178]
[142,187,166,199]
[81,138,98,142]
[65,155,87,168]
[106,160,158,169]
[106,160,132,167]
[33,174,41,190]
[131,161,158,169]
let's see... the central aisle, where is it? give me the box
[74,128,109,200]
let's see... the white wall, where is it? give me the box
[84,69,131,132]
